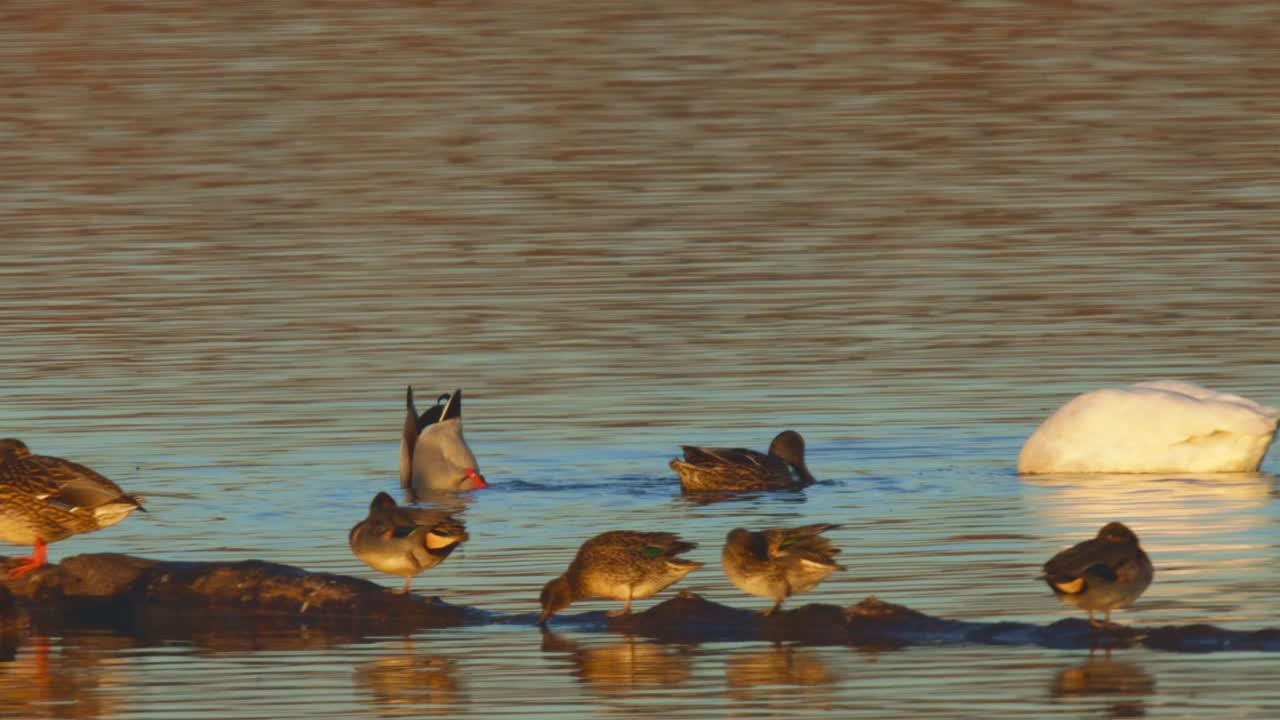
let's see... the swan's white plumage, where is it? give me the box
[1018,381,1278,474]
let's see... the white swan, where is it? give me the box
[1018,381,1279,474]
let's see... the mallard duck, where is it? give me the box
[671,430,816,492]
[0,439,145,578]
[400,386,487,491]
[348,491,469,594]
[538,531,702,624]
[1043,521,1154,626]
[1019,381,1278,473]
[722,523,844,615]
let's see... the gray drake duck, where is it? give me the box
[0,438,145,578]
[721,523,844,615]
[400,386,487,492]
[1043,521,1154,627]
[349,491,469,593]
[671,430,815,492]
[539,531,702,624]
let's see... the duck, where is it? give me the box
[348,491,469,594]
[1018,381,1278,473]
[400,386,487,491]
[670,430,816,492]
[721,523,844,615]
[0,439,145,578]
[1042,521,1154,626]
[538,531,702,624]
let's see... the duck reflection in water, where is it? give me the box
[354,638,463,714]
[540,629,693,696]
[0,633,135,720]
[1050,651,1156,719]
[725,643,839,706]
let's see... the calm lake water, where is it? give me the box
[4,1,1280,718]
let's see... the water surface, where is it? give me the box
[3,1,1280,718]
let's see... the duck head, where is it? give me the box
[768,430,815,484]
[0,439,30,460]
[1097,522,1139,544]
[538,574,574,624]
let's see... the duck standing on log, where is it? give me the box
[349,491,469,594]
[721,523,845,615]
[0,439,145,578]
[1043,521,1154,627]
[539,531,702,623]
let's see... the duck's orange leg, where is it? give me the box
[7,537,48,578]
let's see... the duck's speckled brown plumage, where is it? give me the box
[349,492,469,593]
[539,531,702,623]
[671,430,816,493]
[0,439,145,577]
[722,523,844,614]
[1043,521,1153,626]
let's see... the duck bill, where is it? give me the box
[795,461,816,485]
[464,467,488,490]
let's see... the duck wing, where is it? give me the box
[764,524,843,566]
[1043,537,1135,589]
[3,454,132,510]
[680,446,772,472]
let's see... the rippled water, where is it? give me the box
[4,1,1280,718]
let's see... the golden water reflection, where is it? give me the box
[725,643,839,708]
[1050,653,1156,719]
[0,634,134,720]
[353,639,465,715]
[540,630,694,695]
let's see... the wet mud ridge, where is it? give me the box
[3,554,1277,654]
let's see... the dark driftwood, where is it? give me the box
[3,554,1278,653]
[2,553,472,636]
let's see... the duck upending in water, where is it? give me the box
[349,491,469,594]
[1018,381,1278,474]
[400,386,487,491]
[1042,521,1154,627]
[721,523,845,615]
[0,439,145,578]
[671,430,816,492]
[539,531,703,624]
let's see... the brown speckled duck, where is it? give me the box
[349,491,469,594]
[671,430,815,492]
[1043,521,1153,627]
[400,387,487,492]
[539,531,702,624]
[0,439,145,578]
[722,523,844,615]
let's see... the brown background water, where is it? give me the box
[2,2,1279,718]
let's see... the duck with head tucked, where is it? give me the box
[400,386,487,491]
[0,439,145,578]
[722,523,844,615]
[1019,381,1278,474]
[539,531,702,624]
[349,491,469,594]
[671,430,815,493]
[1042,521,1153,627]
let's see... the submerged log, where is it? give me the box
[597,591,1280,653]
[4,554,1279,653]
[3,553,473,635]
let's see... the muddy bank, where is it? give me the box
[4,554,1278,653]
